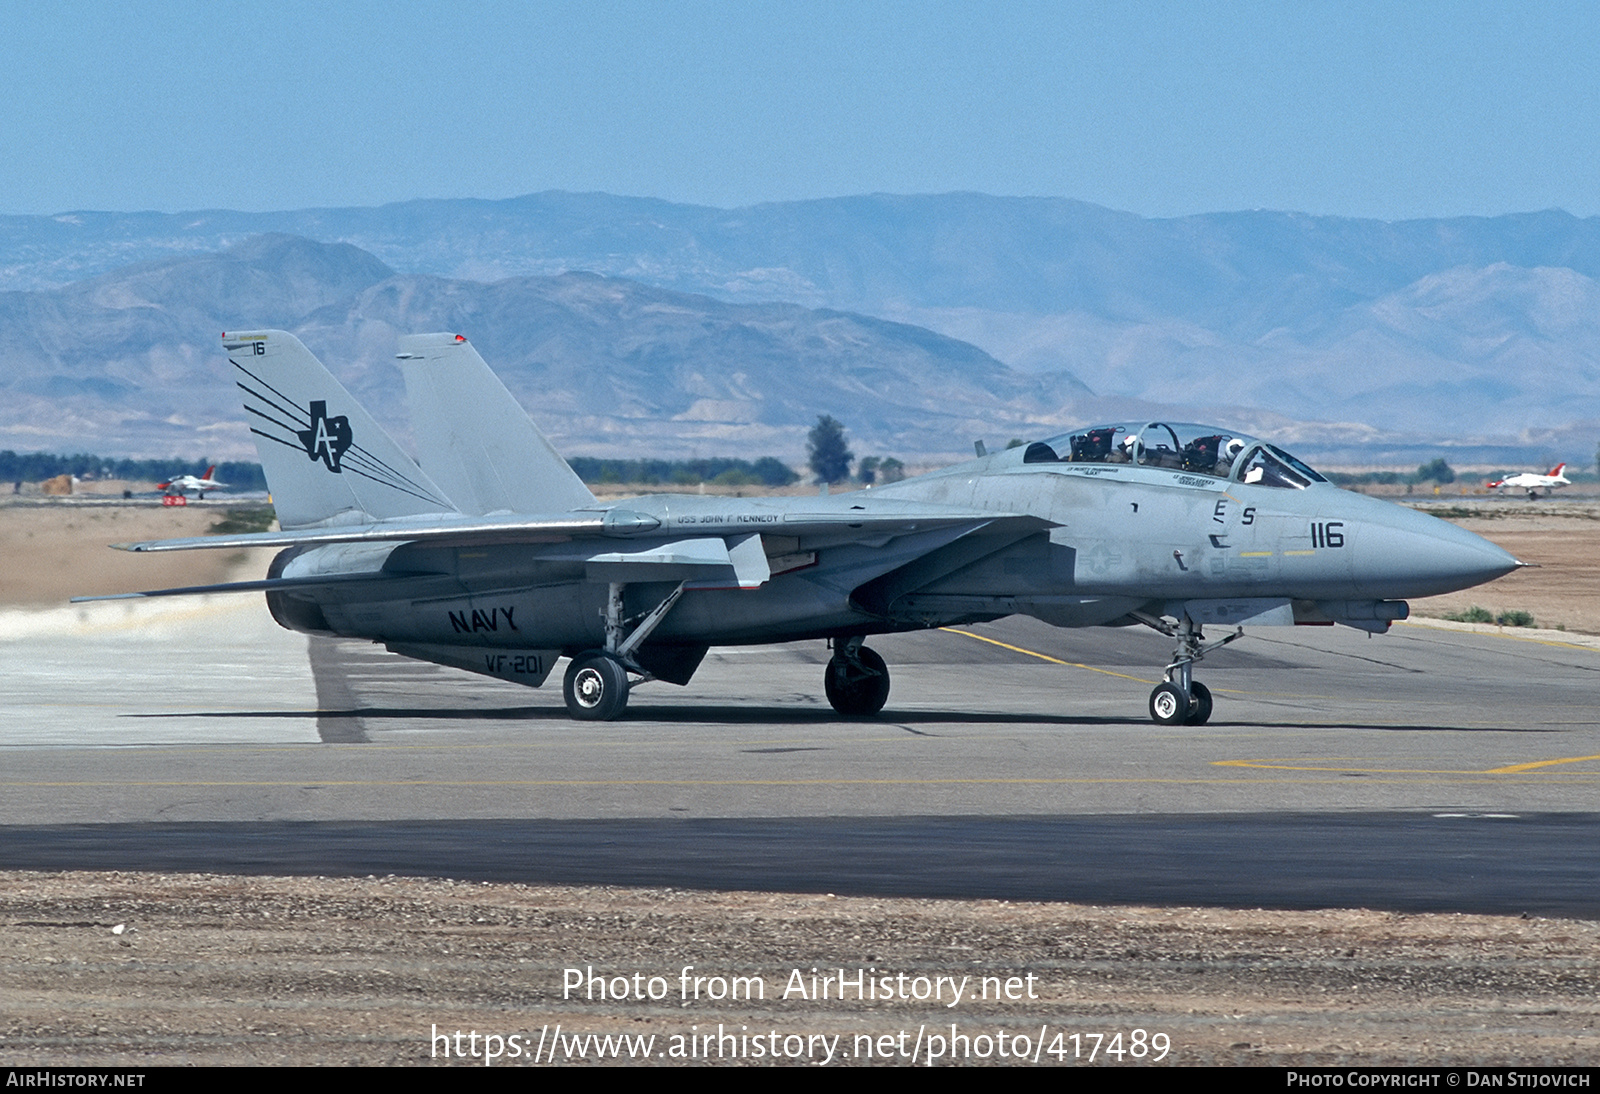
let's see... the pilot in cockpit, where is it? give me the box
[1181,434,1224,473]
[1069,426,1119,462]
[1216,437,1246,477]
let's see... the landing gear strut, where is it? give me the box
[825,636,890,716]
[1135,613,1239,726]
[562,580,687,720]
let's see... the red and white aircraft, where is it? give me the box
[157,465,227,501]
[1487,463,1570,500]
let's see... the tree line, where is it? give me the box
[806,416,905,485]
[0,450,807,490]
[566,456,799,487]
[5,421,914,492]
[0,452,269,490]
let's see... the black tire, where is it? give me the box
[1185,681,1214,726]
[824,646,890,716]
[1148,682,1189,725]
[563,652,629,720]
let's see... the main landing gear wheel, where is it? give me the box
[563,652,629,720]
[824,645,890,716]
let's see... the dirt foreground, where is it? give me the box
[1,872,1595,1067]
[3,499,1599,1067]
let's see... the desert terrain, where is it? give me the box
[1,496,1596,1067]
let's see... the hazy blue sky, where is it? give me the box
[4,1,1597,220]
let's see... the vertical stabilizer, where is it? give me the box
[224,330,458,529]
[396,333,596,515]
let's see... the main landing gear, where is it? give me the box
[1134,613,1240,726]
[562,580,687,720]
[825,636,890,716]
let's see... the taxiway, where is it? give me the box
[2,597,1597,914]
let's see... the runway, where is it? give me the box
[3,596,1598,915]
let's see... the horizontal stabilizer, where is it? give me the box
[111,509,662,553]
[70,571,402,603]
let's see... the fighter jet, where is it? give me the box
[79,330,1523,726]
[157,465,226,499]
[1487,463,1570,500]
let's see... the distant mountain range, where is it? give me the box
[2,193,1597,466]
[0,234,1091,461]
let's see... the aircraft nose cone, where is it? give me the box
[1360,505,1521,598]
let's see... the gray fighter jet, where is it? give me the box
[84,330,1523,725]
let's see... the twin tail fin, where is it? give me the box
[396,332,596,516]
[224,330,458,529]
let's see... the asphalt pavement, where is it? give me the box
[2,596,1597,914]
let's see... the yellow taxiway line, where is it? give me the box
[941,627,1599,777]
[940,627,1157,684]
[1215,755,1600,776]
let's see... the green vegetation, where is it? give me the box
[854,455,908,486]
[1,448,814,492]
[1327,459,1460,489]
[0,451,267,490]
[1324,470,1407,486]
[567,456,798,487]
[1421,506,1495,520]
[807,415,853,485]
[1443,605,1536,627]
[1413,458,1456,484]
[208,507,278,535]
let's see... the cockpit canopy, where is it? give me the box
[1022,421,1328,489]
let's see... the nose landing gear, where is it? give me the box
[1136,613,1240,726]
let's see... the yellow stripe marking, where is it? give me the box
[1282,550,1315,556]
[1238,551,1274,557]
[940,628,1157,684]
[1485,753,1600,774]
[5,774,1595,789]
[1216,756,1600,776]
[0,777,1378,788]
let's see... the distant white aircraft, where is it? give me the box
[157,465,226,500]
[1487,463,1570,500]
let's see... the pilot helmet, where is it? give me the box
[1223,438,1246,460]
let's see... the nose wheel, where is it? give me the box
[1150,680,1212,725]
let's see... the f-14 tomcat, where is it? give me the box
[83,331,1522,725]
